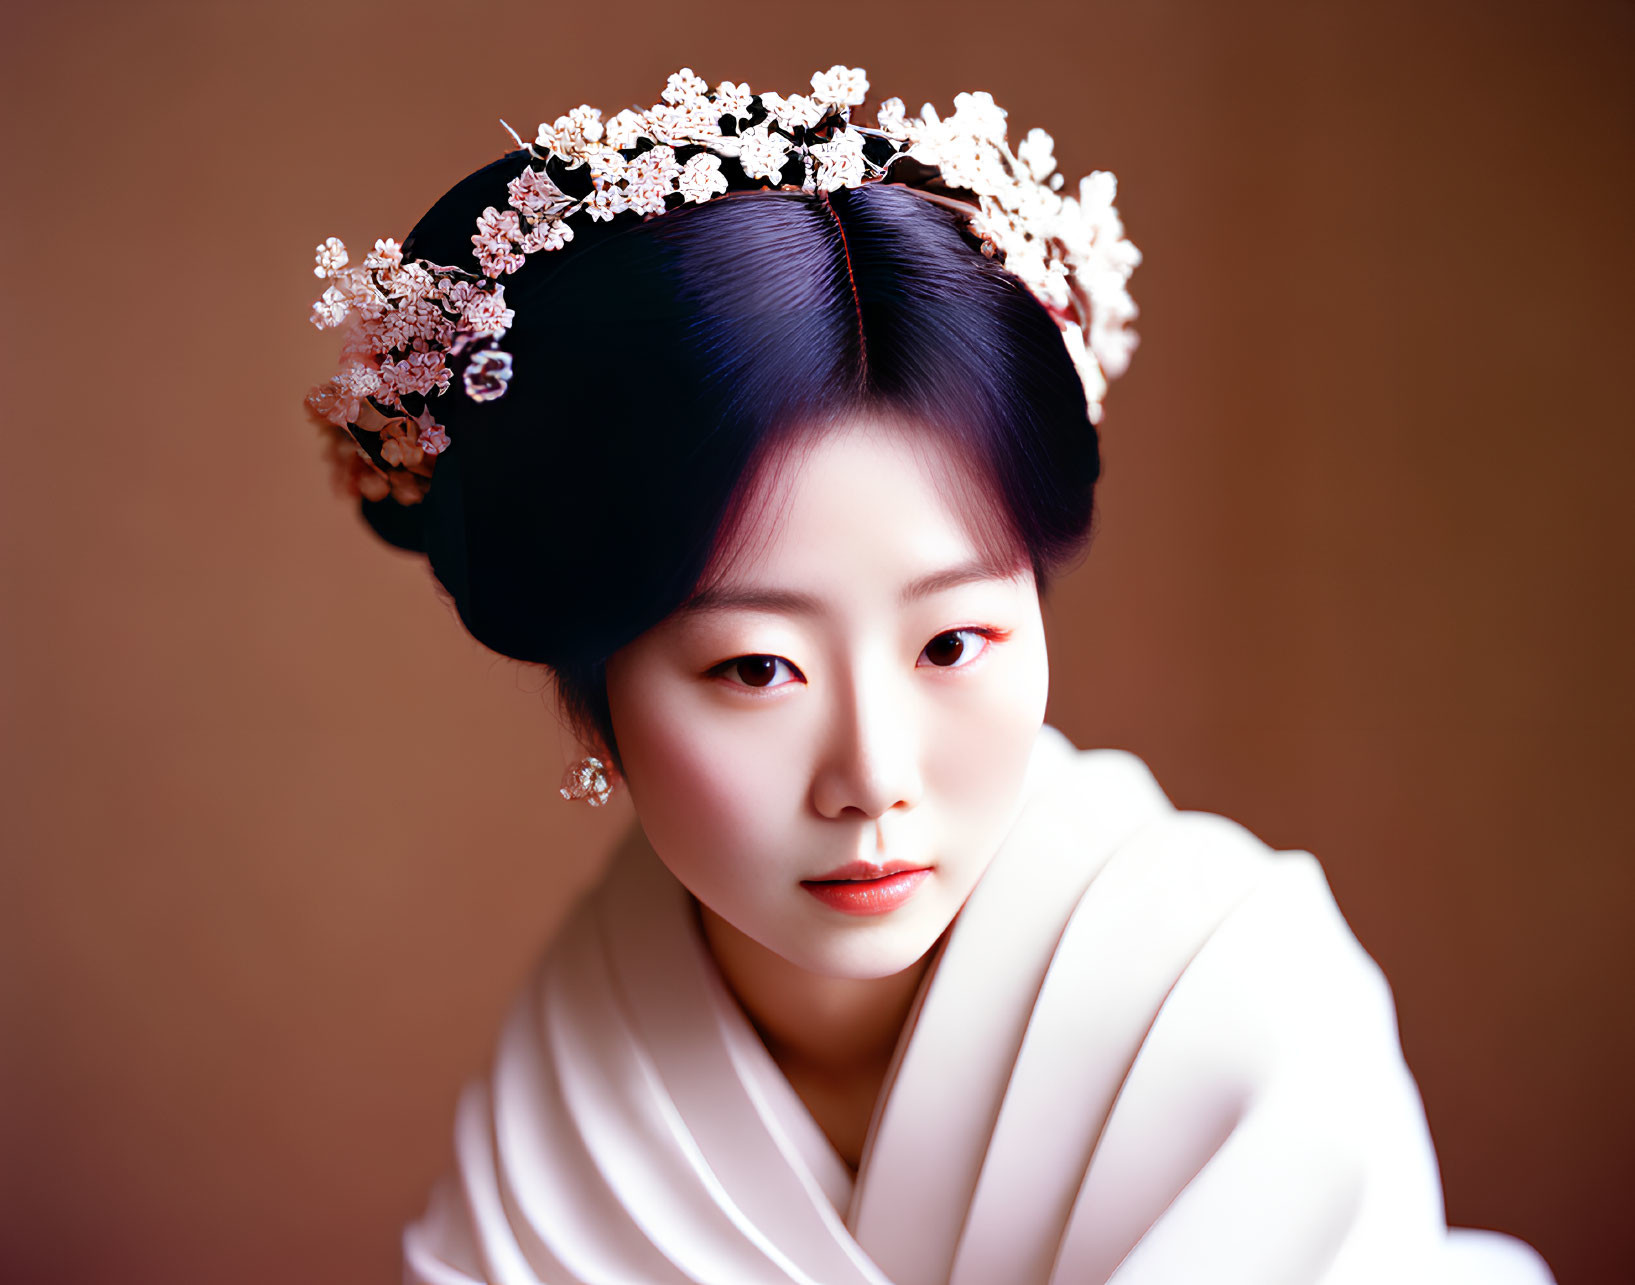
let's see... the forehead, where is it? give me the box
[701,419,1021,595]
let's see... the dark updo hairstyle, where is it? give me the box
[367,151,1103,768]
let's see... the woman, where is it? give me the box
[304,68,1553,1284]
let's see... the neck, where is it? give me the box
[695,900,935,1082]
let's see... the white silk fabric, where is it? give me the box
[404,727,1554,1285]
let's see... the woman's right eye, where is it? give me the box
[712,655,803,690]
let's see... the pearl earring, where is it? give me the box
[560,755,614,807]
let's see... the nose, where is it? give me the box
[809,663,924,821]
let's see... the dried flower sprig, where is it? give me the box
[305,66,1140,506]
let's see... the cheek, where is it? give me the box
[926,628,1049,816]
[609,665,804,874]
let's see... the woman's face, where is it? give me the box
[604,418,1050,980]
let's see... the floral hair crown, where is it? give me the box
[304,66,1140,507]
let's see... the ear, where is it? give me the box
[571,724,621,784]
[546,673,620,786]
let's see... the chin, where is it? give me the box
[780,901,955,981]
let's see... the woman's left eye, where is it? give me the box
[918,629,994,669]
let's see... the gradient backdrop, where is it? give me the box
[3,1,1630,1281]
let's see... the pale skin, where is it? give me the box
[600,416,1052,1170]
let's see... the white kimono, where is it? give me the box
[404,727,1554,1284]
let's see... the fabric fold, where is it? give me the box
[849,733,1172,1283]
[947,812,1270,1285]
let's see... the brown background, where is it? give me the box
[3,0,1630,1281]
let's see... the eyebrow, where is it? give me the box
[676,558,1022,618]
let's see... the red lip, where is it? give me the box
[803,858,930,883]
[800,869,932,916]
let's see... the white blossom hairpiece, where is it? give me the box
[305,66,1140,506]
